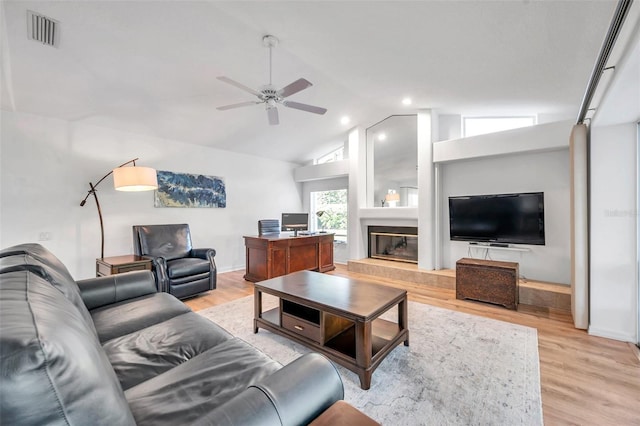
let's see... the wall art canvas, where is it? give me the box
[154,170,226,208]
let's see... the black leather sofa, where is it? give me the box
[132,224,217,299]
[0,243,343,425]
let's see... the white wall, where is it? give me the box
[434,120,573,284]
[589,123,638,342]
[587,16,639,343]
[294,160,348,182]
[434,120,572,163]
[438,114,462,141]
[439,149,571,284]
[0,110,302,279]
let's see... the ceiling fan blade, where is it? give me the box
[216,101,261,111]
[267,106,279,125]
[217,76,261,97]
[282,100,327,115]
[278,78,313,98]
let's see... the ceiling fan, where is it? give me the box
[216,35,327,125]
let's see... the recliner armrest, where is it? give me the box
[77,270,157,310]
[193,353,344,426]
[191,248,216,259]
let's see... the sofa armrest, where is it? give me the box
[140,254,168,292]
[193,353,343,426]
[77,270,157,310]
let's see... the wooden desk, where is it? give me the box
[243,233,335,282]
[96,255,152,277]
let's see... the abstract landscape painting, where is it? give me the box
[154,171,226,208]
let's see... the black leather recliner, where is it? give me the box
[132,224,216,299]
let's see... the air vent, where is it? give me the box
[27,11,59,47]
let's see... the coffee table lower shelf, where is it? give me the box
[255,304,408,390]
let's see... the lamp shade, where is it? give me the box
[113,166,158,192]
[385,192,400,202]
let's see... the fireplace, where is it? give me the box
[368,226,418,264]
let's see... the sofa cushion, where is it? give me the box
[0,270,136,426]
[90,291,191,343]
[125,338,281,426]
[0,243,98,337]
[104,312,233,390]
[166,257,210,278]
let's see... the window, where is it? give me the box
[462,116,536,138]
[315,146,344,164]
[311,189,348,243]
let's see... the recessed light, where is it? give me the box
[402,97,412,105]
[377,133,387,141]
[340,116,351,125]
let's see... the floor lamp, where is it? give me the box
[80,158,157,259]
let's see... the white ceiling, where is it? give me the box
[1,1,617,164]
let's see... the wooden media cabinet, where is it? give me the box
[455,258,519,310]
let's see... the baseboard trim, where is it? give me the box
[588,326,636,343]
[217,264,246,274]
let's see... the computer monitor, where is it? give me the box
[281,213,309,237]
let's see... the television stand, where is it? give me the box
[468,243,530,254]
[456,258,519,310]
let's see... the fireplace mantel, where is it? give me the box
[359,207,418,220]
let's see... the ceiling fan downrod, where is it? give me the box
[262,35,279,86]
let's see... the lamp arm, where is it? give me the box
[79,157,139,259]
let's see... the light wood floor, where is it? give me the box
[184,265,640,426]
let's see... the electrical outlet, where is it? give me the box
[38,232,52,241]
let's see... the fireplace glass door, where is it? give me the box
[370,232,418,263]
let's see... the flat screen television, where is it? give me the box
[281,213,309,236]
[448,192,545,245]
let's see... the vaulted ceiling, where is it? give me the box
[0,1,616,164]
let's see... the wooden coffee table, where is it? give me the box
[253,270,409,390]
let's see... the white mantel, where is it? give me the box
[359,207,418,219]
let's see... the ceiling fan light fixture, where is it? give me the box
[216,35,327,125]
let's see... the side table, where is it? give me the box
[96,255,152,277]
[309,401,380,426]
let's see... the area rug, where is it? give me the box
[198,295,543,425]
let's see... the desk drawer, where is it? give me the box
[282,313,321,343]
